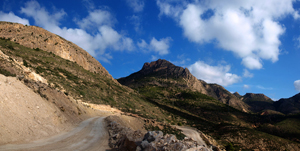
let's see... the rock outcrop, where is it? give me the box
[0,49,47,84]
[105,116,221,151]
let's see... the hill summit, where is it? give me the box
[0,21,112,79]
[119,59,249,112]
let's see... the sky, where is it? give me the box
[0,0,300,100]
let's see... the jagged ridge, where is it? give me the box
[119,59,249,112]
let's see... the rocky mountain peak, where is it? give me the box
[243,93,272,102]
[142,59,175,70]
[140,59,192,80]
[233,92,241,98]
[118,59,250,112]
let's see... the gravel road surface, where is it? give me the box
[0,117,110,151]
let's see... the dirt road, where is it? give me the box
[0,117,110,151]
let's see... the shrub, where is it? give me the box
[0,68,15,77]
[225,142,235,151]
[23,60,28,67]
[6,45,14,50]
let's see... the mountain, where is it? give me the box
[0,21,111,78]
[1,22,300,150]
[118,59,249,112]
[242,93,275,113]
[275,93,300,114]
[233,92,242,98]
[0,22,170,121]
[240,93,300,115]
[118,59,300,150]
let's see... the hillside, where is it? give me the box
[118,59,249,112]
[0,21,112,79]
[0,69,107,145]
[118,59,300,150]
[242,93,275,113]
[1,22,300,150]
[275,93,300,114]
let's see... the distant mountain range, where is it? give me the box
[119,59,300,115]
[118,59,249,112]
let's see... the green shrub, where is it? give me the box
[0,68,15,77]
[23,60,28,67]
[225,142,235,151]
[6,45,14,50]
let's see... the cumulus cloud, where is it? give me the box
[243,85,250,89]
[242,57,262,70]
[19,0,134,63]
[243,69,253,78]
[294,80,300,91]
[188,61,241,86]
[137,37,172,55]
[126,0,145,12]
[156,0,184,18]
[0,11,29,25]
[157,0,298,69]
[76,9,115,30]
[137,39,148,49]
[150,37,172,55]
[151,55,158,61]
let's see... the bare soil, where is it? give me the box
[0,74,111,145]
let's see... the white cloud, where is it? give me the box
[242,56,262,70]
[243,69,253,78]
[256,85,273,90]
[294,80,300,91]
[188,61,241,86]
[243,84,250,89]
[157,0,298,69]
[19,0,134,63]
[0,11,29,25]
[150,37,172,55]
[137,37,172,55]
[156,0,184,18]
[151,55,158,61]
[20,1,66,29]
[137,39,148,49]
[76,9,115,30]
[126,0,145,12]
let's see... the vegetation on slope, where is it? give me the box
[0,37,188,139]
[1,37,300,150]
[119,73,300,150]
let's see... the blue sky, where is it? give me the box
[1,0,300,100]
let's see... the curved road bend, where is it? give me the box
[0,117,111,151]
